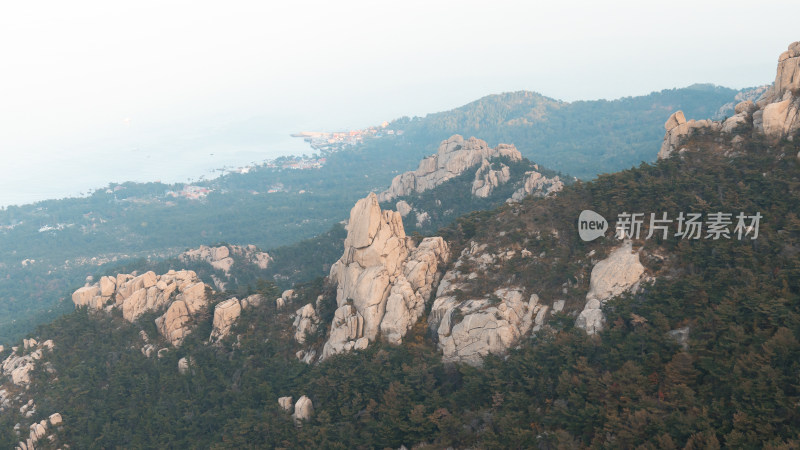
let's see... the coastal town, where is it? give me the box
[291,120,402,152]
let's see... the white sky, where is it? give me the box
[0,0,798,206]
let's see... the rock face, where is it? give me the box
[575,241,647,335]
[754,41,800,140]
[378,135,522,202]
[293,304,320,344]
[181,244,273,274]
[429,286,543,366]
[322,193,449,358]
[71,270,211,347]
[426,241,548,365]
[209,298,242,343]
[660,42,800,160]
[508,169,564,203]
[293,395,314,423]
[207,294,264,343]
[471,159,511,197]
[396,200,412,217]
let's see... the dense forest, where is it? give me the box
[4,125,799,448]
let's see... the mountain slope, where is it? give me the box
[394,84,748,178]
[4,36,800,446]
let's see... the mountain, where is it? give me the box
[392,84,752,178]
[0,84,746,346]
[2,41,799,449]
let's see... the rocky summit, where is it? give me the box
[72,270,211,346]
[659,41,800,159]
[322,192,449,358]
[377,135,522,202]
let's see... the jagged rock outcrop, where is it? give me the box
[575,241,647,334]
[429,287,544,366]
[72,270,212,347]
[754,42,800,140]
[471,159,511,198]
[507,169,564,202]
[1,340,54,386]
[16,412,63,450]
[378,135,522,202]
[322,193,449,358]
[293,304,320,344]
[660,42,800,160]
[293,395,314,423]
[425,241,554,365]
[380,237,450,344]
[181,244,273,274]
[713,85,770,119]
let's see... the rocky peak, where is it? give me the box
[377,135,522,202]
[659,41,800,160]
[322,193,449,359]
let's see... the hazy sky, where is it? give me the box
[1,0,799,206]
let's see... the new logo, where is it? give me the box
[578,210,608,242]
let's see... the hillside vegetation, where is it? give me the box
[6,123,799,448]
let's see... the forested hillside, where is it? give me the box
[0,85,745,345]
[394,85,747,178]
[5,120,799,448]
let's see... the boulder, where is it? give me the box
[293,396,314,423]
[99,276,116,297]
[292,304,320,344]
[575,241,647,335]
[177,357,191,375]
[71,286,99,307]
[209,298,242,343]
[48,413,62,426]
[281,289,296,304]
[278,396,293,412]
[665,110,686,131]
